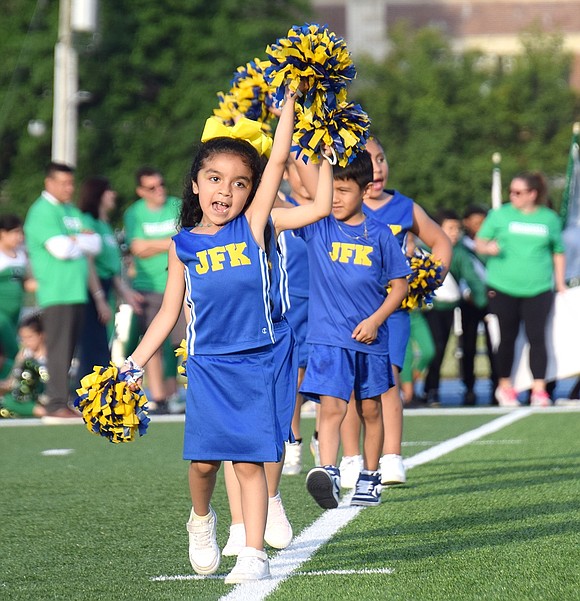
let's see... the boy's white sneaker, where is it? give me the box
[380,454,406,485]
[351,470,382,506]
[186,506,220,574]
[339,454,364,489]
[222,523,245,557]
[282,441,302,476]
[224,547,270,584]
[265,493,293,549]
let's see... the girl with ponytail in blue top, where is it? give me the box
[121,87,299,584]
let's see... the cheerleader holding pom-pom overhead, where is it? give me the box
[119,85,301,584]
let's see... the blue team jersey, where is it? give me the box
[296,215,411,355]
[173,215,274,355]
[278,196,309,298]
[363,189,414,251]
[267,219,291,322]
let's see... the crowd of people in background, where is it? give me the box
[0,156,574,419]
[0,121,575,581]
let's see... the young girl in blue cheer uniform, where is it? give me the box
[121,87,299,584]
[222,150,334,555]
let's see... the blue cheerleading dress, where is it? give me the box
[173,214,283,462]
[363,190,415,368]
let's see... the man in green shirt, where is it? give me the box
[24,162,101,418]
[123,167,182,413]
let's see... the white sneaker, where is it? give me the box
[380,454,406,486]
[282,441,302,476]
[310,434,321,466]
[339,454,364,489]
[300,400,317,417]
[222,523,245,557]
[186,506,220,575]
[224,547,270,584]
[265,493,293,549]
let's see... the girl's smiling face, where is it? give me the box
[192,153,254,226]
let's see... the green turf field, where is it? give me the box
[2,408,579,601]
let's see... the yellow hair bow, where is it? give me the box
[201,116,273,157]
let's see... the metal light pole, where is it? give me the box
[51,0,98,167]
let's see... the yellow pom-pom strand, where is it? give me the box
[74,364,150,443]
[214,58,274,132]
[291,101,370,167]
[265,23,356,117]
[387,249,444,311]
[175,339,188,388]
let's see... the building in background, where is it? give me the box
[312,0,580,88]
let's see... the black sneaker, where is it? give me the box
[463,390,477,406]
[306,465,340,509]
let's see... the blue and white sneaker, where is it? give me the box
[306,465,340,509]
[350,470,382,507]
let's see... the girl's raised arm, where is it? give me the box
[246,88,299,235]
[271,147,334,234]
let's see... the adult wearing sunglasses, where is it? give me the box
[475,172,566,407]
[123,167,183,414]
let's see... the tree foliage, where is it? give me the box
[353,23,580,214]
[1,8,579,219]
[0,0,310,218]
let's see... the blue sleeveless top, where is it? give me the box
[363,190,414,251]
[277,195,310,299]
[173,215,275,355]
[267,219,290,322]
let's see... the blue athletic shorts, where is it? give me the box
[284,295,308,368]
[300,343,394,402]
[388,310,411,370]
[273,318,298,442]
[183,346,283,462]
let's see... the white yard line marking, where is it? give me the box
[150,407,534,599]
[402,439,522,447]
[152,567,394,582]
[40,448,74,456]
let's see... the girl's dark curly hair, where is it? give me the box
[180,137,264,228]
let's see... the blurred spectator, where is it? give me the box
[123,166,183,413]
[0,314,47,418]
[459,204,498,405]
[476,172,566,407]
[24,162,101,418]
[76,176,143,378]
[423,209,487,406]
[0,215,35,365]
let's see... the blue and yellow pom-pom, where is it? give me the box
[214,58,274,131]
[291,101,370,167]
[403,249,444,310]
[265,23,356,117]
[175,340,188,388]
[74,364,150,443]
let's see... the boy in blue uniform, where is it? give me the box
[296,151,410,508]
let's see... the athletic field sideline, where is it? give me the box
[2,400,579,600]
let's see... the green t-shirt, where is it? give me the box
[433,242,488,310]
[477,203,564,297]
[24,195,89,307]
[81,214,122,279]
[0,248,27,325]
[123,196,181,293]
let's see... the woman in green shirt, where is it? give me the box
[476,172,566,407]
